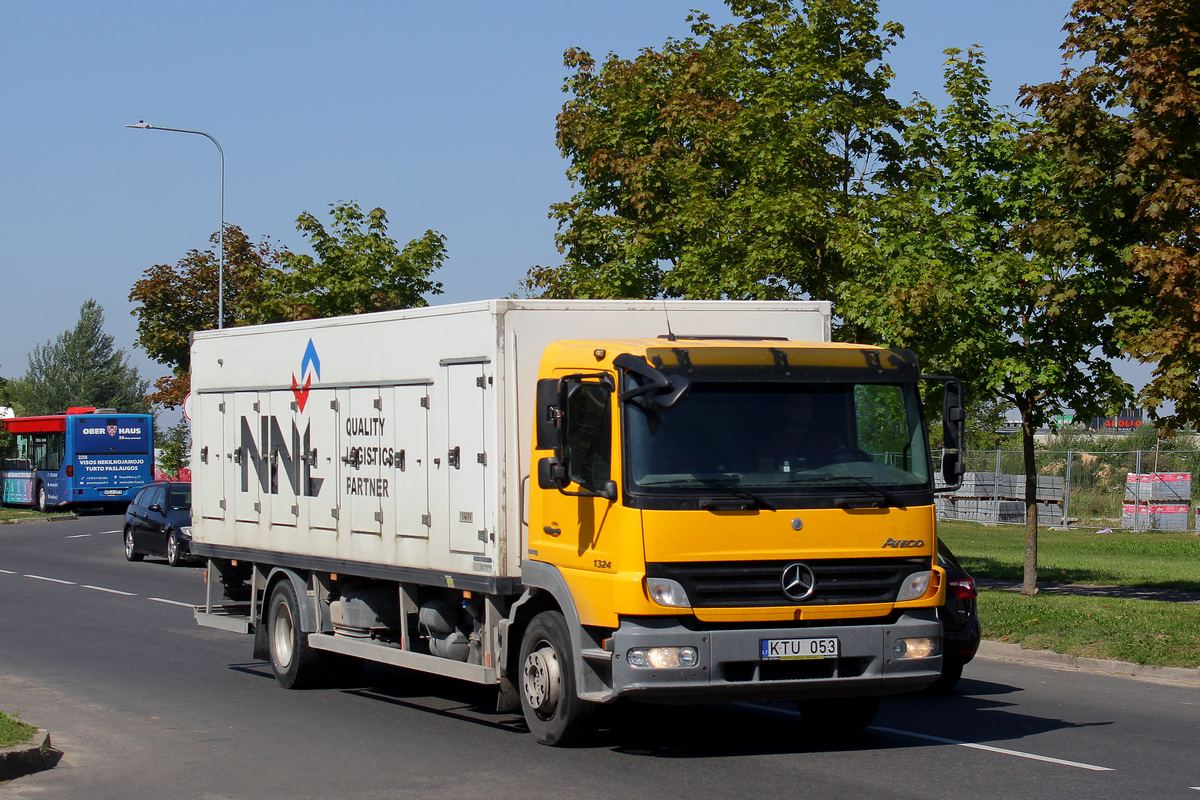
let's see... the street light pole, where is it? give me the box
[127,121,226,329]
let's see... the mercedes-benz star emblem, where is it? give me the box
[781,562,817,602]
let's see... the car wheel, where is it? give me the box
[124,527,143,562]
[267,580,328,689]
[518,610,596,746]
[925,656,964,693]
[166,532,182,567]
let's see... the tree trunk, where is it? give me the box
[1020,405,1039,596]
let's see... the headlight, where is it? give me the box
[180,526,193,540]
[645,577,691,608]
[893,637,940,659]
[896,570,931,602]
[627,646,699,669]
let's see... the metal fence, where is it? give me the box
[936,448,1200,531]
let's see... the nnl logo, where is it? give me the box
[239,417,323,498]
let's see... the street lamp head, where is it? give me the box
[126,121,153,129]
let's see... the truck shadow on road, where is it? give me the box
[224,661,1111,757]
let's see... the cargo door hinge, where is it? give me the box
[420,396,430,409]
[476,452,487,466]
[421,514,432,527]
[331,508,340,520]
[200,446,209,464]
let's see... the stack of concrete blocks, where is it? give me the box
[1122,473,1191,531]
[936,472,1065,525]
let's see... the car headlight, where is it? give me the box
[896,570,931,602]
[645,577,691,608]
[180,525,193,540]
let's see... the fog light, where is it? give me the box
[893,637,940,659]
[645,577,691,608]
[627,646,699,669]
[896,571,932,602]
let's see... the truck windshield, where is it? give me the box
[624,382,930,501]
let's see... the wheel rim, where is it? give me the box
[167,536,178,563]
[522,641,562,716]
[272,599,295,670]
[125,530,135,558]
[39,488,47,510]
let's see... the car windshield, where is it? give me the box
[166,487,191,510]
[625,382,930,495]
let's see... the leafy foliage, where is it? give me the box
[524,0,904,313]
[157,417,191,478]
[129,225,282,408]
[1021,0,1200,428]
[129,203,447,409]
[7,300,150,416]
[264,203,445,320]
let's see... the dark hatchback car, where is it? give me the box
[932,540,981,691]
[123,481,194,567]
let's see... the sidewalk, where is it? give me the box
[976,577,1200,604]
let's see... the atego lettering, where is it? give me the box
[240,416,324,497]
[881,538,925,549]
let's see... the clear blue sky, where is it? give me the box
[6,0,1127,395]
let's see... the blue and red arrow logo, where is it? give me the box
[291,339,320,412]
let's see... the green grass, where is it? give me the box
[937,519,1200,591]
[979,589,1200,668]
[0,711,36,748]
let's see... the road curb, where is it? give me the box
[977,640,1200,686]
[0,728,54,781]
[0,514,78,525]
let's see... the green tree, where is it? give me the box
[264,202,446,320]
[157,418,191,478]
[524,0,904,314]
[129,225,283,409]
[852,49,1132,593]
[7,301,151,416]
[130,204,447,409]
[1021,0,1200,428]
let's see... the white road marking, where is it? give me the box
[148,597,193,608]
[83,585,136,597]
[25,574,75,585]
[0,569,16,574]
[99,530,121,535]
[872,726,1114,772]
[66,534,91,539]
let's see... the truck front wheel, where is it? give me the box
[267,580,327,689]
[518,611,595,746]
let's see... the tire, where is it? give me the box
[925,657,964,693]
[267,580,327,689]
[36,483,49,513]
[796,696,879,738]
[165,533,183,567]
[518,610,595,746]
[124,527,143,562]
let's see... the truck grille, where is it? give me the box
[646,557,930,607]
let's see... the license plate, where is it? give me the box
[761,636,839,661]
[102,490,124,496]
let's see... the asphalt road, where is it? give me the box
[2,513,1198,800]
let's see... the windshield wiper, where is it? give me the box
[638,475,775,511]
[779,474,907,509]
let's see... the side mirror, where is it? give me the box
[537,456,568,490]
[923,375,966,491]
[148,503,163,513]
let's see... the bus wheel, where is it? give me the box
[36,483,48,513]
[124,527,143,562]
[518,610,595,746]
[267,580,327,689]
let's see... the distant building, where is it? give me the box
[1089,407,1144,432]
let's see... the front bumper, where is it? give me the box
[608,609,942,702]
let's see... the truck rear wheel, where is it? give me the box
[795,696,879,737]
[267,580,327,689]
[518,611,595,746]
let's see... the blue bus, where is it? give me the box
[0,408,154,511]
